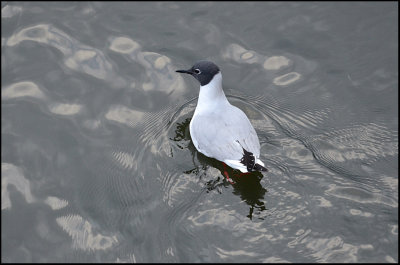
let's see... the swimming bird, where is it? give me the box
[176,60,267,173]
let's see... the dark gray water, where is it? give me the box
[1,2,398,263]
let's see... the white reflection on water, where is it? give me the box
[56,214,118,251]
[109,36,140,55]
[326,184,397,208]
[1,5,22,18]
[390,225,398,235]
[2,81,46,100]
[263,56,292,70]
[312,195,332,207]
[115,254,137,263]
[105,104,145,128]
[188,208,238,227]
[349,208,373,217]
[273,72,301,86]
[304,236,374,262]
[6,24,125,87]
[215,247,259,259]
[48,103,83,116]
[222,43,301,86]
[385,256,397,263]
[108,36,186,96]
[44,196,69,210]
[2,80,84,117]
[222,43,263,64]
[1,163,35,210]
[262,256,291,263]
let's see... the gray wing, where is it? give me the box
[190,105,260,161]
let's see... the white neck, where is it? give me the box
[195,72,229,113]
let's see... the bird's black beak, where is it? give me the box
[176,69,193,75]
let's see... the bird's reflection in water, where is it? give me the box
[171,117,267,220]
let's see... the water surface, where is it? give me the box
[1,2,398,262]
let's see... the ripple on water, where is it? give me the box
[153,98,280,261]
[80,142,156,234]
[305,122,398,183]
[56,214,118,251]
[241,89,396,197]
[303,235,374,262]
[232,92,331,135]
[162,172,202,207]
[110,150,137,171]
[325,184,397,208]
[78,99,186,238]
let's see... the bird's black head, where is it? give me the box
[176,60,220,86]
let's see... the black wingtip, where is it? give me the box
[240,147,268,173]
[254,163,268,172]
[240,147,255,172]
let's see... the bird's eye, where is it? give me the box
[194,69,201,74]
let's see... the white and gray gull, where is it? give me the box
[176,60,267,173]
